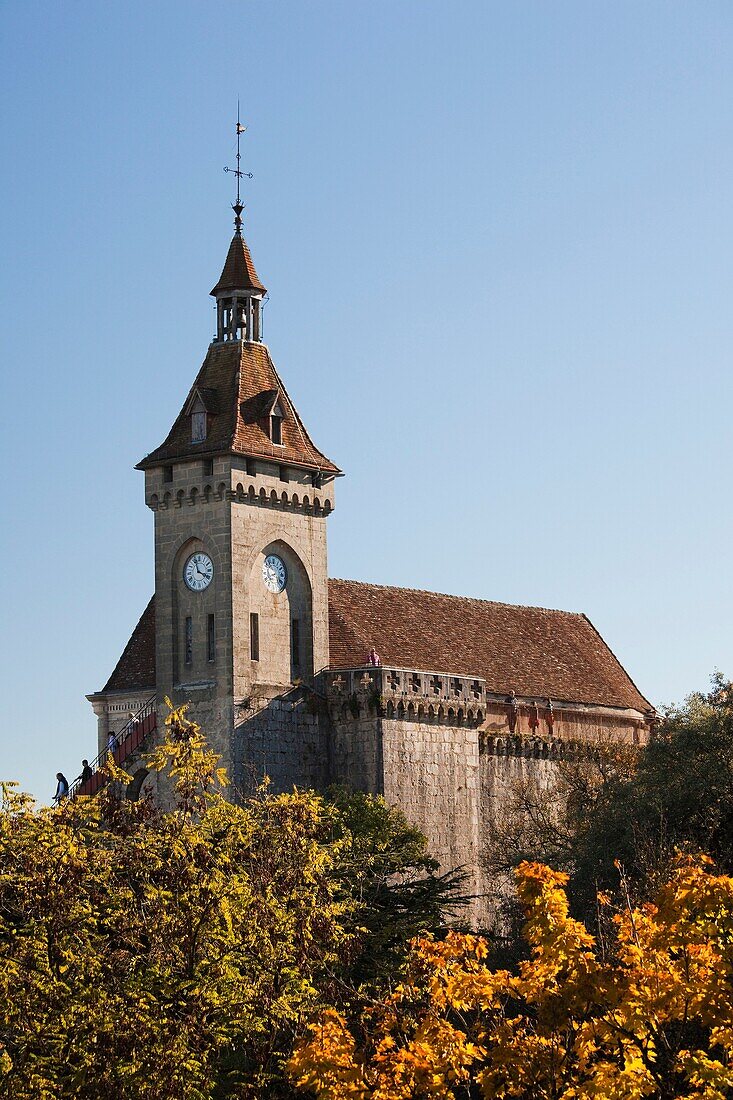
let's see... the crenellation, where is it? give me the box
[323,666,488,717]
[147,463,335,514]
[323,668,649,746]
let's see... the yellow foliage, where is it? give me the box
[291,857,733,1099]
[1,702,462,1098]
[0,705,354,1099]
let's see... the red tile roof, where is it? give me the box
[102,597,156,693]
[327,579,650,712]
[102,583,649,713]
[137,341,340,473]
[210,232,266,295]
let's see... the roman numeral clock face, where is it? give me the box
[262,554,287,593]
[183,552,214,591]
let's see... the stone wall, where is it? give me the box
[479,746,560,922]
[232,684,331,797]
[321,666,653,927]
[329,706,384,794]
[381,715,480,891]
[327,703,481,920]
[146,455,234,765]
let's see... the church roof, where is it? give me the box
[101,596,156,693]
[136,341,340,473]
[102,583,649,713]
[327,579,650,712]
[210,232,266,295]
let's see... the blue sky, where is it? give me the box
[1,1,731,801]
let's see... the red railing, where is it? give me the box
[69,696,157,799]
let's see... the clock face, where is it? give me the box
[183,552,214,591]
[262,554,287,593]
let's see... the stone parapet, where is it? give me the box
[480,732,638,760]
[148,483,335,515]
[322,666,487,723]
[145,455,336,516]
[322,666,654,742]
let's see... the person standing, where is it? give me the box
[80,759,93,784]
[107,731,118,755]
[53,773,69,804]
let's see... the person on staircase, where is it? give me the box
[53,773,69,805]
[80,759,93,785]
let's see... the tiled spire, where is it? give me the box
[210,231,266,297]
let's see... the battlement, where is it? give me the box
[144,452,337,515]
[322,666,653,744]
[147,480,334,515]
[480,731,638,760]
[323,665,488,724]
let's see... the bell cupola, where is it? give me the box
[211,114,267,343]
[210,217,266,342]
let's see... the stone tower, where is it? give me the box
[135,204,341,783]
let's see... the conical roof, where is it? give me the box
[210,232,266,296]
[136,341,340,474]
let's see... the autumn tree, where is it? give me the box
[0,704,464,1099]
[291,856,733,1099]
[575,674,733,892]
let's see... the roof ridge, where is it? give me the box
[328,577,584,618]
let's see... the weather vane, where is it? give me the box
[224,101,253,233]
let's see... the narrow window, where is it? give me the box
[184,617,193,665]
[279,465,289,483]
[207,614,215,662]
[163,465,173,484]
[250,612,259,662]
[271,414,283,446]
[291,617,300,669]
[191,410,207,442]
[203,458,214,477]
[246,457,256,476]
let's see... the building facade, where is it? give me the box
[86,196,654,920]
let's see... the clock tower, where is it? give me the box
[135,184,341,789]
[86,131,654,928]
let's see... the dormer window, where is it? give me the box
[190,396,207,443]
[270,401,284,446]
